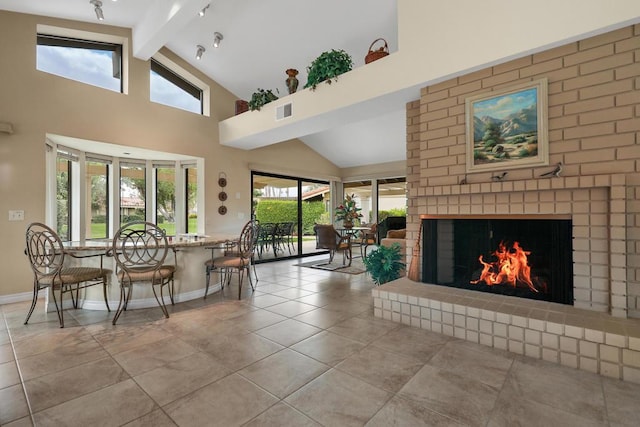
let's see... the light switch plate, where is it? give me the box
[9,210,24,221]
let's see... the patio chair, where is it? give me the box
[313,224,352,267]
[111,221,176,324]
[357,222,378,258]
[24,222,111,328]
[274,221,296,255]
[256,222,277,258]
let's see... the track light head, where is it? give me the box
[90,0,104,21]
[213,32,223,48]
[199,4,210,17]
[196,45,205,60]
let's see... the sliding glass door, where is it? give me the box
[252,172,330,261]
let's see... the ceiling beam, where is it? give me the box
[132,0,210,60]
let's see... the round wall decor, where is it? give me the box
[218,172,228,187]
[218,172,228,215]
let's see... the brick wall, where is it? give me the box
[406,24,640,317]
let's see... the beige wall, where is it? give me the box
[0,11,341,297]
[406,25,640,317]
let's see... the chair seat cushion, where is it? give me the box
[42,267,111,286]
[211,256,250,269]
[118,266,175,282]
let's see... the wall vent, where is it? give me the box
[275,103,292,120]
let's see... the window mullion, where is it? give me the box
[110,159,120,236]
[145,160,154,223]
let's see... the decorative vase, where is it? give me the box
[343,220,353,229]
[285,68,299,94]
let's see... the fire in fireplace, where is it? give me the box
[422,217,573,305]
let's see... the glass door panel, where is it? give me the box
[301,180,331,256]
[252,172,330,260]
[343,181,372,225]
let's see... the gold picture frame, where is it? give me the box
[465,78,548,173]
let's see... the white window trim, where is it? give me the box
[45,140,205,242]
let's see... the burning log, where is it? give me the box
[470,241,539,293]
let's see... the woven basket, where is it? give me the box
[365,38,389,64]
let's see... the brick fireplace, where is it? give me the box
[417,174,628,316]
[373,24,640,383]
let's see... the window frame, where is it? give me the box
[36,33,124,93]
[150,53,210,116]
[151,59,202,112]
[46,142,204,242]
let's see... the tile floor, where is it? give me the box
[1,256,640,426]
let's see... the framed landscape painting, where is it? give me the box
[465,78,548,173]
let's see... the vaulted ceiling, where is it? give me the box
[0,0,406,168]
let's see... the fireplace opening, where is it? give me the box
[422,218,573,305]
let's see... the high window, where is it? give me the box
[150,59,203,114]
[37,34,123,92]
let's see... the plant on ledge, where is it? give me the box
[363,243,405,285]
[304,49,353,90]
[334,193,362,228]
[248,88,279,111]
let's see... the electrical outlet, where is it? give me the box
[9,210,24,221]
[238,212,245,220]
[235,192,241,199]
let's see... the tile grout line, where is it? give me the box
[2,309,36,426]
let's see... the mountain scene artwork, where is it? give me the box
[471,87,538,166]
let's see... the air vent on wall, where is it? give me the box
[275,103,292,120]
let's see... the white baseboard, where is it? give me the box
[0,284,222,312]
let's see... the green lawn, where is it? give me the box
[90,218,197,238]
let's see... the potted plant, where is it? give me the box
[363,243,405,285]
[304,49,353,90]
[248,88,279,111]
[334,193,362,228]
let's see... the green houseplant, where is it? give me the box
[363,243,405,285]
[334,193,362,228]
[248,88,279,111]
[304,49,353,90]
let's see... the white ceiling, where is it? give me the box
[0,0,406,168]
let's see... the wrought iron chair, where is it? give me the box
[204,220,258,299]
[256,222,277,258]
[111,221,176,324]
[24,222,111,328]
[313,224,352,266]
[275,221,296,255]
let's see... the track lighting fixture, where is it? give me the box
[196,45,205,60]
[199,4,210,17]
[90,0,104,21]
[213,32,223,48]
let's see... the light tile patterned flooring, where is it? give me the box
[2,256,640,426]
